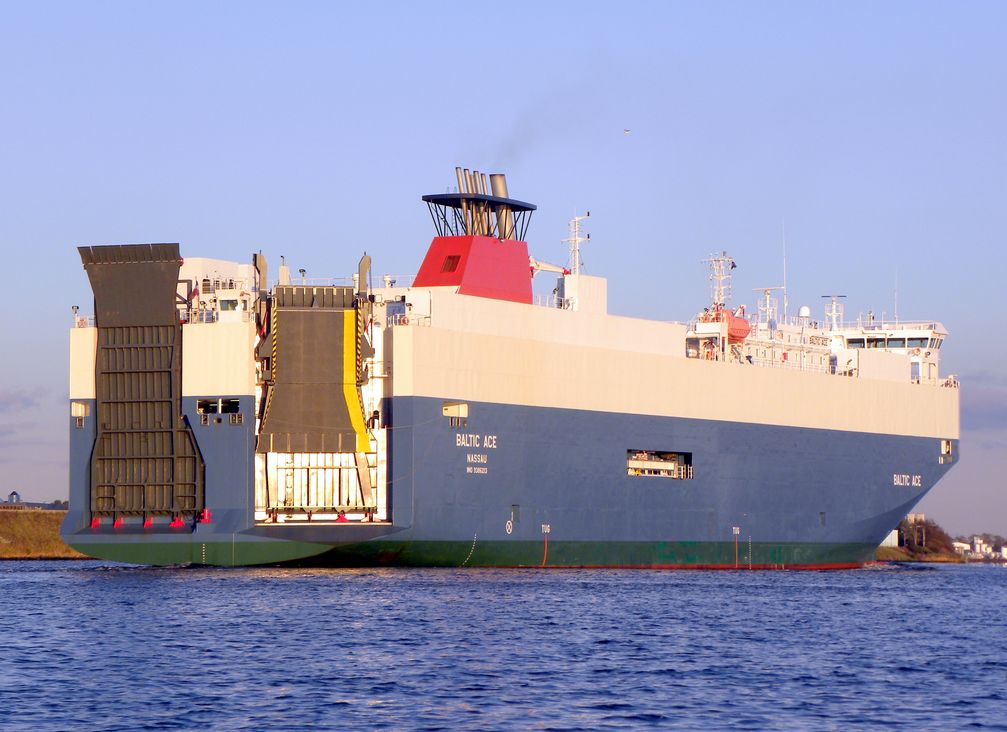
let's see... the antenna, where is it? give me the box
[894,269,899,323]
[563,211,591,275]
[821,294,847,330]
[782,220,789,321]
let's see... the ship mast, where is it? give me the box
[821,294,847,330]
[563,212,591,275]
[752,286,784,326]
[703,251,736,308]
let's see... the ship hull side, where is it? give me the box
[63,396,956,568]
[267,395,955,568]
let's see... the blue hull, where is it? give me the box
[63,396,955,567]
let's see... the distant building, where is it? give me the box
[880,530,900,548]
[906,513,926,524]
[972,537,988,556]
[7,491,20,504]
[952,541,971,555]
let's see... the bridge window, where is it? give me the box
[867,338,886,349]
[626,450,693,479]
[847,338,864,348]
[907,337,928,348]
[888,338,905,348]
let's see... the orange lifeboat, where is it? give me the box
[726,311,750,343]
[702,305,750,343]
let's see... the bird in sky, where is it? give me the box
[623,128,631,134]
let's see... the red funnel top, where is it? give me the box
[413,235,532,304]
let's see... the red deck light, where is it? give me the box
[90,517,101,529]
[199,508,212,524]
[113,517,123,528]
[169,516,185,529]
[143,517,153,529]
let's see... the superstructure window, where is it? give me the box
[908,337,928,348]
[888,338,905,348]
[627,450,693,479]
[442,401,469,428]
[197,398,240,414]
[867,338,886,349]
[70,401,91,417]
[441,255,461,273]
[847,338,864,349]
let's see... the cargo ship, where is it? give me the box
[63,169,960,567]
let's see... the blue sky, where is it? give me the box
[1,1,1003,534]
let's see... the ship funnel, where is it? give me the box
[422,167,536,241]
[490,174,515,240]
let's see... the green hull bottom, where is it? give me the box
[68,538,331,567]
[68,536,878,569]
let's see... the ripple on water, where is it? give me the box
[0,563,1005,730]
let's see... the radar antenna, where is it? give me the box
[752,286,785,325]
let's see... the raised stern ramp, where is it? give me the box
[256,285,378,521]
[78,244,204,527]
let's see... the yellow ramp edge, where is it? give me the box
[343,310,373,453]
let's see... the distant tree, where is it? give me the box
[979,533,1005,552]
[953,532,1006,552]
[899,518,954,555]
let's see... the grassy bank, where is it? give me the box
[0,510,85,559]
[875,546,964,563]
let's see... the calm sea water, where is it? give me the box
[0,562,1004,731]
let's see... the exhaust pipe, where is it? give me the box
[490,174,514,239]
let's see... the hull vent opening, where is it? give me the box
[626,450,694,480]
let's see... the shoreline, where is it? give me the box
[0,510,86,560]
[875,546,966,564]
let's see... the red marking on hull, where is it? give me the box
[494,563,866,571]
[413,235,532,304]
